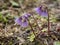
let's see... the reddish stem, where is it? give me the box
[32,14,41,31]
[47,9,50,33]
[27,18,36,37]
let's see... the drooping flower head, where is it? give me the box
[23,13,31,18]
[15,13,31,27]
[34,6,48,17]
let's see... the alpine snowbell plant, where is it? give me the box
[34,6,48,17]
[15,13,31,27]
[15,13,36,36]
[15,5,50,36]
[15,6,48,27]
[34,6,50,33]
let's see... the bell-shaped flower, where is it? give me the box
[15,13,31,27]
[34,6,48,17]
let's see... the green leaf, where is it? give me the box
[10,0,19,6]
[20,0,24,3]
[0,13,3,21]
[54,41,60,45]
[3,17,8,23]
[27,33,35,42]
[41,28,47,32]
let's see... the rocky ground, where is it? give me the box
[0,0,60,45]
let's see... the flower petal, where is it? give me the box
[21,20,28,27]
[15,16,28,27]
[34,7,41,15]
[41,11,48,17]
[34,6,48,17]
[15,17,22,25]
[23,13,31,18]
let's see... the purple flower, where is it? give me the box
[23,13,31,18]
[34,6,48,17]
[15,16,28,27]
[15,13,31,27]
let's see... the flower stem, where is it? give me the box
[32,14,41,31]
[31,13,43,37]
[47,9,50,33]
[27,18,36,37]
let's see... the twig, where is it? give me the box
[45,39,49,45]
[0,10,12,14]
